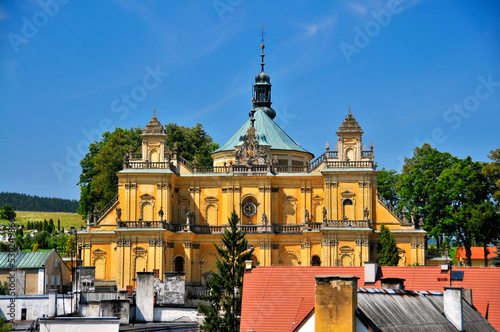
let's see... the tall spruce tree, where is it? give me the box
[377,224,400,266]
[198,210,254,332]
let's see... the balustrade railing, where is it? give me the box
[115,219,372,233]
[126,161,173,169]
[118,221,167,229]
[96,194,119,222]
[325,161,374,169]
[274,224,303,233]
[376,193,405,222]
[322,220,370,228]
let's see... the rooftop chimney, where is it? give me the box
[315,275,359,332]
[245,260,253,270]
[364,262,378,283]
[444,287,463,331]
[380,277,405,290]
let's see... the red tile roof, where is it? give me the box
[455,246,498,261]
[240,266,500,332]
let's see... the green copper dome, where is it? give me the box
[213,108,312,155]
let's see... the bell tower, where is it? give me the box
[251,27,276,120]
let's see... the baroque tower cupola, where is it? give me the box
[141,110,167,163]
[335,107,374,162]
[250,27,276,120]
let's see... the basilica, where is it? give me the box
[78,44,426,290]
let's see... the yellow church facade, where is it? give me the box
[78,47,426,290]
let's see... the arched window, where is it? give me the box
[311,255,321,266]
[174,256,184,273]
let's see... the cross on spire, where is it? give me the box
[260,26,265,72]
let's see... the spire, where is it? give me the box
[337,107,363,134]
[142,110,166,136]
[260,26,266,73]
[251,26,276,120]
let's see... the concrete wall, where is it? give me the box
[39,318,119,332]
[0,294,74,321]
[136,272,154,322]
[153,307,197,322]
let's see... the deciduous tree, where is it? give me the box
[483,147,500,204]
[0,204,16,221]
[439,157,492,266]
[377,168,400,207]
[396,144,457,248]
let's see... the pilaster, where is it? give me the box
[332,182,338,219]
[184,241,192,282]
[301,242,311,266]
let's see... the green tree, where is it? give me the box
[396,144,457,248]
[377,224,400,266]
[198,211,253,332]
[0,315,12,331]
[472,201,500,266]
[439,157,492,266]
[483,147,500,204]
[77,127,143,218]
[0,204,16,221]
[377,168,400,207]
[492,241,500,267]
[0,282,8,295]
[32,242,39,252]
[66,235,76,252]
[57,219,61,231]
[165,123,219,167]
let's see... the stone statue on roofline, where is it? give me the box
[116,207,122,222]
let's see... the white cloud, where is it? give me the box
[346,2,369,17]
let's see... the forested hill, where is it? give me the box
[0,192,79,213]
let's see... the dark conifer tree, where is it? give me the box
[377,224,400,266]
[198,210,253,332]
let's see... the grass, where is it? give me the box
[1,211,84,230]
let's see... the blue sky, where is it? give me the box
[0,0,499,200]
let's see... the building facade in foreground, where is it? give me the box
[78,44,426,290]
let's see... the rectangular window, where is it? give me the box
[51,275,54,286]
[57,276,60,286]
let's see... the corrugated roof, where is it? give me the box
[0,250,54,269]
[240,266,500,332]
[213,108,312,155]
[357,289,495,331]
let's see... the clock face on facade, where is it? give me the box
[243,202,257,217]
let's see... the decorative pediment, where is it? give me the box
[92,249,106,255]
[340,246,353,252]
[204,196,218,203]
[341,190,355,197]
[133,246,147,253]
[312,195,323,201]
[283,195,297,202]
[140,193,154,200]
